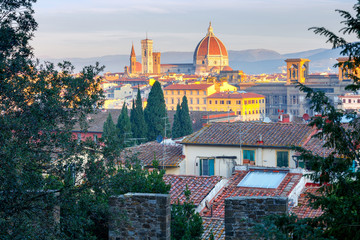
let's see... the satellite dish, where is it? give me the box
[262,117,271,123]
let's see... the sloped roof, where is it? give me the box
[164,83,212,90]
[201,170,302,218]
[182,122,315,148]
[207,92,265,99]
[120,141,183,167]
[303,137,334,157]
[72,109,121,132]
[290,183,323,218]
[163,174,222,205]
[202,217,225,240]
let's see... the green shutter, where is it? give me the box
[277,151,289,167]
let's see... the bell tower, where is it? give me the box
[130,43,137,74]
[141,37,153,74]
[285,58,310,84]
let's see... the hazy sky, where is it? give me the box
[32,0,356,58]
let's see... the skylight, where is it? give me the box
[237,171,287,189]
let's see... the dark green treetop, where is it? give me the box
[117,102,132,147]
[144,81,169,141]
[180,95,193,137]
[130,87,147,144]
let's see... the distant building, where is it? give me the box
[207,92,265,121]
[339,93,360,112]
[126,22,232,76]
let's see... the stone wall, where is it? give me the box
[225,196,288,240]
[109,193,171,240]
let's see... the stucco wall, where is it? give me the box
[183,145,297,177]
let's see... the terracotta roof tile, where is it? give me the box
[182,122,315,147]
[119,141,183,167]
[163,174,222,205]
[201,170,302,218]
[164,83,213,90]
[202,217,225,240]
[207,92,265,99]
[290,183,323,218]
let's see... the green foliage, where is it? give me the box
[130,88,147,144]
[171,185,203,240]
[180,95,193,136]
[172,96,193,139]
[117,102,132,147]
[256,2,360,239]
[0,1,172,239]
[172,103,182,138]
[111,156,170,195]
[144,81,169,141]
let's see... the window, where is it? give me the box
[203,98,206,104]
[209,100,212,104]
[197,98,200,104]
[236,100,241,105]
[190,98,193,104]
[215,100,218,104]
[190,91,193,95]
[178,90,180,95]
[237,171,286,188]
[244,100,247,105]
[171,98,174,104]
[203,91,206,95]
[277,151,289,167]
[220,100,224,104]
[94,134,97,144]
[177,98,180,104]
[252,100,255,104]
[200,159,214,176]
[349,99,351,103]
[243,150,255,162]
[197,91,199,95]
[226,100,231,104]
[172,90,174,95]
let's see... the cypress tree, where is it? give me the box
[180,95,193,136]
[117,102,132,146]
[131,88,147,143]
[172,104,182,139]
[144,81,169,141]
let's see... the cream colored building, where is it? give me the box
[181,122,315,177]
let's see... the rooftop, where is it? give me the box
[163,174,223,205]
[290,183,323,218]
[164,83,213,90]
[119,141,183,167]
[207,92,265,99]
[182,122,315,148]
[201,169,302,218]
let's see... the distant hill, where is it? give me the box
[39,48,343,74]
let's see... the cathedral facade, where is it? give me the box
[127,22,230,76]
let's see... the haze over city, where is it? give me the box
[33,0,356,59]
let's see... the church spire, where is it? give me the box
[207,21,213,35]
[130,43,136,58]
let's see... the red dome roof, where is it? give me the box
[222,66,233,71]
[194,23,228,59]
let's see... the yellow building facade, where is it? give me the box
[163,82,237,111]
[207,92,266,121]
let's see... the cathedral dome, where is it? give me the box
[193,22,229,74]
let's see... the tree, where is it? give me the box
[102,113,121,161]
[256,2,360,239]
[179,96,193,136]
[130,87,147,144]
[172,103,182,138]
[117,102,131,147]
[171,185,203,240]
[144,81,169,141]
[0,1,171,239]
[172,96,193,139]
